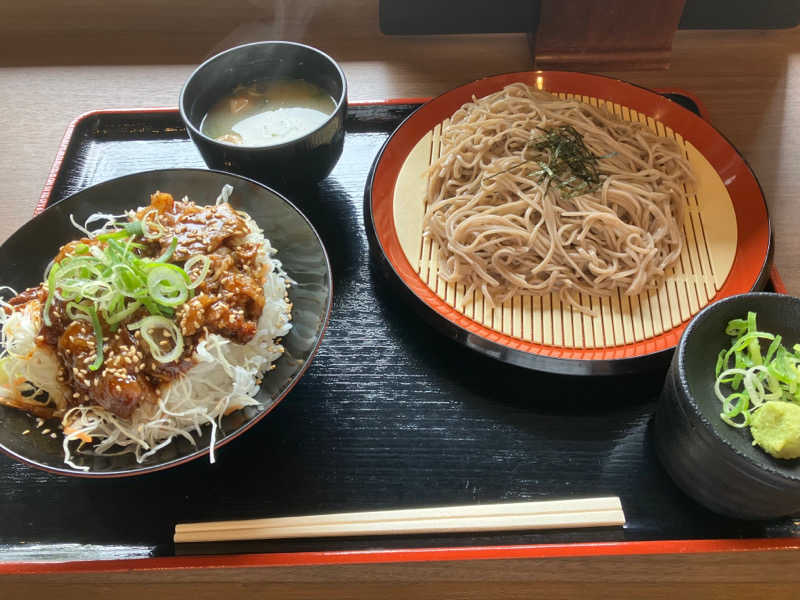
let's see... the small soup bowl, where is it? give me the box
[180,41,347,190]
[654,292,800,519]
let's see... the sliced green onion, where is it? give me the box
[88,245,107,263]
[140,210,165,240]
[154,238,178,263]
[87,306,104,371]
[140,297,163,316]
[184,255,211,289]
[105,238,130,261]
[747,312,763,366]
[125,220,145,237]
[111,264,147,298]
[104,300,141,326]
[715,348,726,377]
[66,301,92,322]
[147,265,189,307]
[725,318,748,337]
[97,230,131,242]
[95,220,146,242]
[765,335,783,364]
[128,315,183,363]
[43,263,60,327]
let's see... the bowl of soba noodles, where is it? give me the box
[365,71,770,375]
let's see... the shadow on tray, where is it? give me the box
[366,256,669,415]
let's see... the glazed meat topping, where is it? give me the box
[136,192,250,262]
[179,244,266,343]
[11,192,268,419]
[57,320,152,418]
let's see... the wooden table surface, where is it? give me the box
[1,23,799,294]
[1,2,800,597]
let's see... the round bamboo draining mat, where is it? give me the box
[392,93,737,350]
[365,71,770,373]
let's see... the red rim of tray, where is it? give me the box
[2,537,799,575]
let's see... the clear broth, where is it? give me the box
[200,79,336,147]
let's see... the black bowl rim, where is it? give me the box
[674,291,800,482]
[179,40,348,151]
[0,167,334,478]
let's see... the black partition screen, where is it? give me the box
[378,0,800,35]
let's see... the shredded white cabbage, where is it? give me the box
[216,183,234,205]
[69,212,128,239]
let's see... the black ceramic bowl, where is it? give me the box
[0,168,332,477]
[179,41,347,191]
[654,292,800,519]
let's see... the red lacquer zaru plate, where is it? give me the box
[364,71,771,375]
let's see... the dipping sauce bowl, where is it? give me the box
[654,292,800,519]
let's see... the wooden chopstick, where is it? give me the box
[176,497,622,532]
[174,497,625,543]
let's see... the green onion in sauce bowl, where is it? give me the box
[715,312,800,459]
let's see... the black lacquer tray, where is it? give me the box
[1,98,797,568]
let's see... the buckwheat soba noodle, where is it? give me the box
[423,83,694,314]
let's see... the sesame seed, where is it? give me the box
[50,432,57,439]
[22,429,30,435]
[41,428,51,435]
[115,385,121,392]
